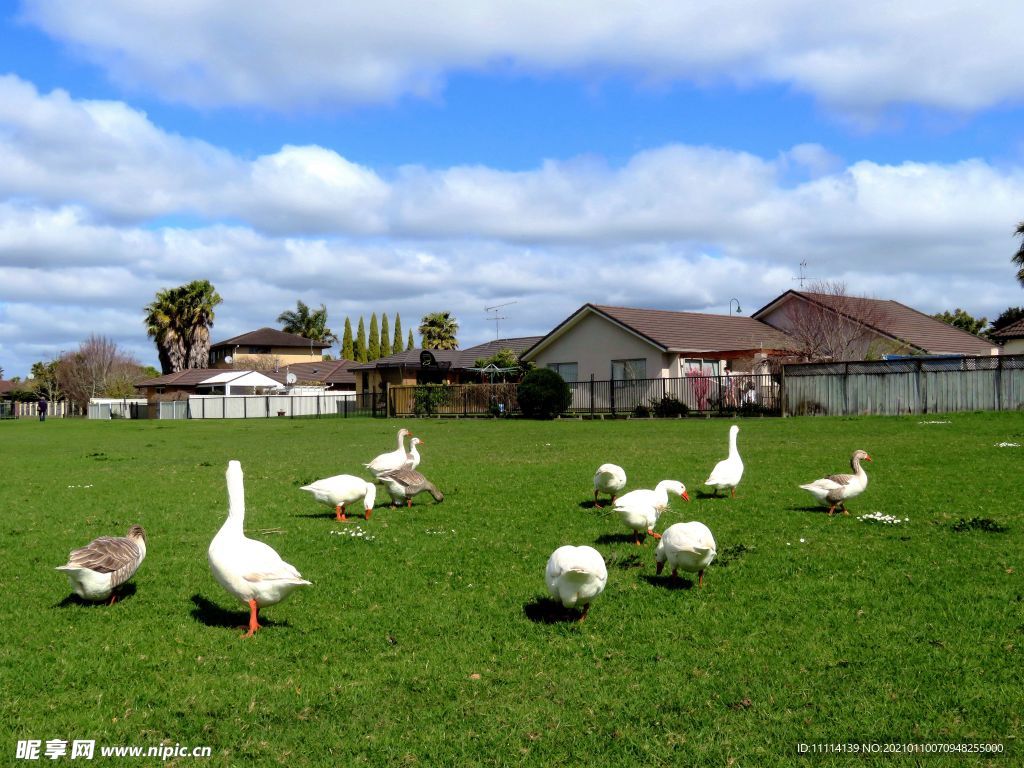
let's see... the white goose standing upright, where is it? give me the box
[365,428,413,478]
[799,449,872,515]
[56,525,147,603]
[704,424,743,497]
[209,460,311,638]
[655,521,717,587]
[613,480,689,544]
[593,463,627,508]
[545,545,608,621]
[405,437,424,470]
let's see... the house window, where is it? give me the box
[611,359,646,381]
[682,358,719,376]
[547,362,578,382]
[248,346,272,354]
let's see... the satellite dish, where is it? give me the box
[224,355,233,364]
[286,372,297,384]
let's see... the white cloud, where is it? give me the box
[21,0,1024,113]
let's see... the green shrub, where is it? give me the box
[517,368,571,419]
[651,394,689,418]
[413,384,451,416]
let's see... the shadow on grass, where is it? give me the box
[693,489,730,500]
[641,574,696,591]
[189,594,286,631]
[53,582,138,608]
[788,505,836,514]
[594,532,643,545]
[523,597,586,624]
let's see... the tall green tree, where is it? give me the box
[342,318,354,360]
[368,313,380,360]
[380,314,391,358]
[418,311,459,349]
[407,330,415,350]
[276,300,338,347]
[393,314,403,352]
[144,279,222,373]
[932,308,988,336]
[355,317,367,363]
[1014,221,1024,287]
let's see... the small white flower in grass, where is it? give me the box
[918,420,950,425]
[857,511,907,525]
[995,442,1021,448]
[799,538,806,543]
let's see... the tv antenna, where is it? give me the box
[792,260,815,289]
[485,301,517,340]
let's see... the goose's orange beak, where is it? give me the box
[681,491,691,502]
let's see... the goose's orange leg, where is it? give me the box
[242,599,261,638]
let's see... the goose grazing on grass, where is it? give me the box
[800,449,872,515]
[365,428,413,478]
[405,437,423,470]
[545,545,608,621]
[704,424,743,497]
[593,463,627,508]
[613,480,689,544]
[56,525,147,604]
[209,460,311,638]
[377,466,444,507]
[655,522,717,587]
[299,474,377,521]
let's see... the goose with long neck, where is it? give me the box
[365,428,413,478]
[209,460,311,637]
[704,424,743,497]
[613,480,689,544]
[799,449,872,515]
[405,437,423,470]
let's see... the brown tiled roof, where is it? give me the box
[350,337,543,371]
[523,304,795,359]
[989,317,1024,340]
[0,379,17,396]
[755,291,996,356]
[211,327,331,350]
[136,361,356,389]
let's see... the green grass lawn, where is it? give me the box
[2,412,1022,766]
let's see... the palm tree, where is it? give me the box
[144,280,222,374]
[277,301,338,347]
[1014,221,1024,287]
[418,311,459,349]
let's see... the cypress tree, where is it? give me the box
[393,313,403,352]
[356,317,367,363]
[380,314,391,358]
[342,318,354,360]
[368,313,380,361]
[407,329,414,350]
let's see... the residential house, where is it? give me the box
[520,304,795,382]
[208,327,332,368]
[752,291,998,359]
[350,337,543,394]
[136,359,356,403]
[989,318,1024,355]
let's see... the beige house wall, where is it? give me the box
[1001,339,1024,355]
[215,348,323,370]
[528,312,676,380]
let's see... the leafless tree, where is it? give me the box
[56,335,145,408]
[782,281,894,362]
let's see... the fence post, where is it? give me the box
[844,362,851,416]
[918,359,926,414]
[383,382,389,418]
[589,374,595,418]
[996,355,1003,411]
[610,376,616,417]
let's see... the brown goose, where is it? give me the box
[799,449,872,515]
[377,466,444,507]
[56,525,147,603]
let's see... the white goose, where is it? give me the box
[365,428,413,478]
[655,521,717,587]
[56,525,147,603]
[799,449,872,515]
[405,437,423,470]
[613,480,689,544]
[704,424,744,497]
[209,460,311,638]
[545,545,608,621]
[300,474,377,521]
[593,463,627,508]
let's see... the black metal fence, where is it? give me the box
[388,373,780,418]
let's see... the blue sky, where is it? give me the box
[2,1,1024,377]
